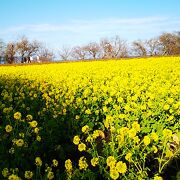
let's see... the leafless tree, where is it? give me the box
[27,40,42,57]
[84,42,101,59]
[72,46,88,60]
[146,38,161,56]
[132,40,147,57]
[100,38,113,59]
[16,36,42,63]
[158,32,178,55]
[38,46,54,62]
[5,42,17,64]
[100,36,128,59]
[16,36,29,63]
[59,46,72,61]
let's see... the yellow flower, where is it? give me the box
[8,174,20,180]
[16,139,24,147]
[132,122,140,132]
[167,115,174,122]
[82,125,90,134]
[103,106,108,113]
[73,135,80,145]
[35,157,42,166]
[45,166,52,172]
[133,136,140,144]
[128,128,137,138]
[154,175,163,180]
[163,129,172,139]
[14,112,21,120]
[24,171,33,179]
[125,153,132,162]
[26,114,33,121]
[86,135,93,143]
[92,130,99,139]
[110,169,119,180]
[106,156,116,167]
[36,136,41,142]
[117,135,124,145]
[5,125,13,133]
[47,171,54,180]
[85,109,91,115]
[29,120,38,128]
[163,104,170,111]
[151,132,158,141]
[34,127,39,134]
[118,127,129,135]
[78,156,88,170]
[116,161,127,174]
[143,136,151,146]
[91,157,99,167]
[152,145,158,153]
[75,115,80,120]
[2,168,9,177]
[65,159,73,171]
[167,98,174,104]
[52,159,58,167]
[78,143,86,151]
[165,150,173,158]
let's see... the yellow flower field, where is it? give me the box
[0,57,180,179]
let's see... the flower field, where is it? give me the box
[0,57,180,180]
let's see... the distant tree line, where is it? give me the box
[59,31,180,61]
[0,31,179,64]
[0,36,54,64]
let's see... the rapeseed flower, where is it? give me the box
[5,125,13,133]
[14,112,21,120]
[143,136,151,146]
[116,161,127,174]
[78,156,88,170]
[65,159,73,171]
[78,143,86,151]
[35,157,42,166]
[24,171,33,179]
[91,157,99,167]
[73,135,80,145]
[107,156,116,167]
[16,139,24,147]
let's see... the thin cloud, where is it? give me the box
[2,16,179,34]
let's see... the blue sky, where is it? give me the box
[0,0,180,50]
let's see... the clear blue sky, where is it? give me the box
[0,0,180,50]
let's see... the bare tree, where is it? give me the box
[111,36,128,58]
[16,36,29,63]
[100,36,128,59]
[146,38,161,56]
[84,42,101,59]
[158,32,178,55]
[100,38,113,59]
[72,46,88,60]
[27,40,42,57]
[5,42,17,64]
[59,46,72,61]
[132,40,147,57]
[16,36,42,63]
[38,46,54,62]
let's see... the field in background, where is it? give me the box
[0,57,180,179]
